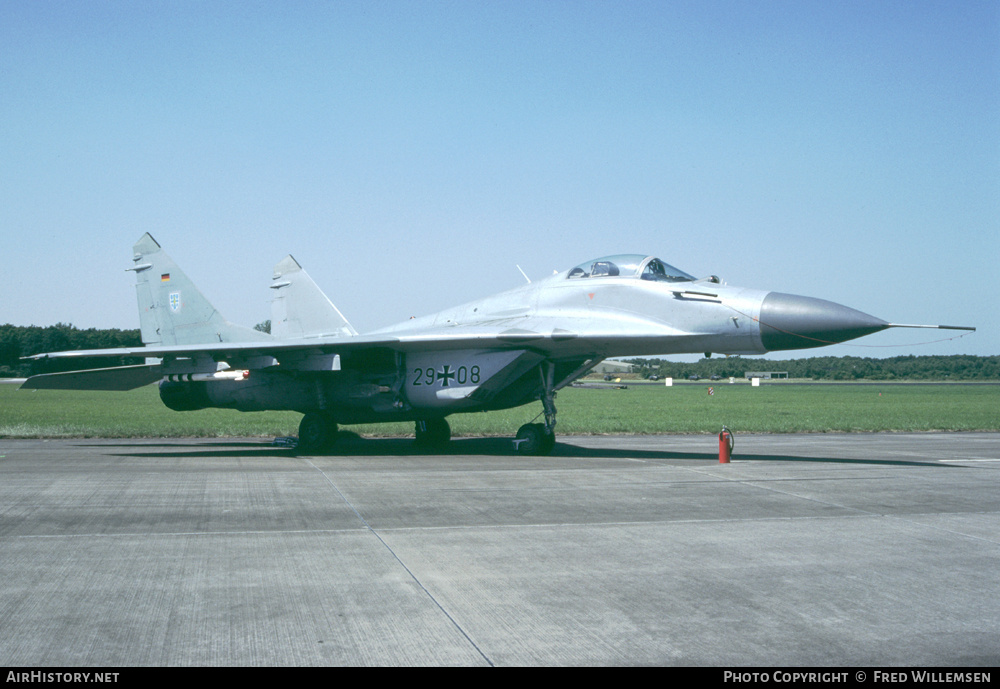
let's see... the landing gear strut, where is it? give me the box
[414,418,451,447]
[297,412,338,454]
[514,362,558,456]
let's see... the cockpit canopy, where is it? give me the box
[567,254,695,283]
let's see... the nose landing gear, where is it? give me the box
[514,362,558,456]
[514,422,556,455]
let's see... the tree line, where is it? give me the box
[0,324,143,376]
[2,323,997,381]
[624,354,1000,381]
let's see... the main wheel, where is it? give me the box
[514,423,556,456]
[414,418,451,447]
[297,412,338,454]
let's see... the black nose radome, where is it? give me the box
[759,292,889,351]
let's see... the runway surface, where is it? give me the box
[1,433,998,667]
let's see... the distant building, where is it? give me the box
[593,360,632,374]
[744,371,788,380]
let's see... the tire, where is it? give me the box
[414,418,451,447]
[298,413,338,454]
[514,423,555,456]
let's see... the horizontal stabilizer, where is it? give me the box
[20,365,161,391]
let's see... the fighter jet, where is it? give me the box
[23,234,974,454]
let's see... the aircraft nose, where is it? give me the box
[759,292,889,351]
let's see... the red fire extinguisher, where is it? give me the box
[719,426,734,464]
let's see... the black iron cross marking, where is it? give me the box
[436,365,456,387]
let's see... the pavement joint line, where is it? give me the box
[12,510,971,540]
[417,474,949,496]
[939,458,1000,462]
[681,467,1000,545]
[12,527,370,539]
[300,456,495,667]
[679,463,879,517]
[876,512,1000,546]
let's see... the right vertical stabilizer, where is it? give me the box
[269,255,358,339]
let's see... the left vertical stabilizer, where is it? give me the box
[131,233,272,345]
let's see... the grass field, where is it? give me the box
[2,382,998,439]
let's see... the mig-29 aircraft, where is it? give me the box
[23,234,974,454]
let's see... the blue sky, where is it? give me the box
[2,1,996,360]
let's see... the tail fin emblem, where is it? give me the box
[169,292,181,312]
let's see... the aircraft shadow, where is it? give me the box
[87,435,954,468]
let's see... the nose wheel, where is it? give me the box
[514,423,556,455]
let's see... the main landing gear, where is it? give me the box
[297,412,338,454]
[297,361,563,456]
[414,418,451,448]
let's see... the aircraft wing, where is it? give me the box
[25,315,688,360]
[21,315,694,390]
